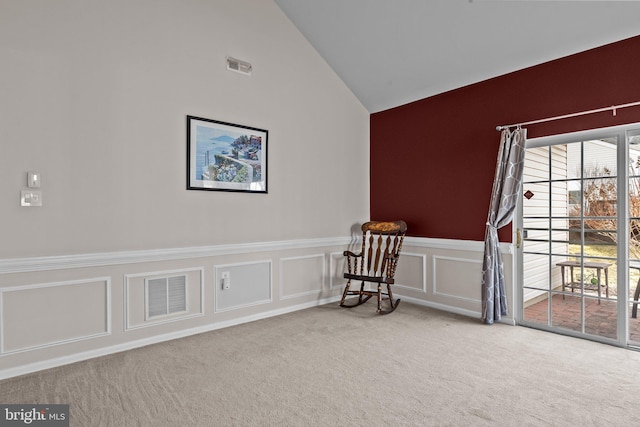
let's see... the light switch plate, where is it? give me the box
[221,271,230,289]
[21,190,42,206]
[27,171,41,188]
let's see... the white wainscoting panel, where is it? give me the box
[432,255,483,303]
[394,252,427,293]
[279,254,325,300]
[215,261,272,312]
[124,268,205,331]
[329,252,347,290]
[0,277,111,354]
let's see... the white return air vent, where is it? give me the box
[226,56,252,76]
[146,275,187,319]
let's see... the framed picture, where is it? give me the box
[187,116,268,193]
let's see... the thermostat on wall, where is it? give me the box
[21,190,42,207]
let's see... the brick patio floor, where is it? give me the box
[524,293,640,342]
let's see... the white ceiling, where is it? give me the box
[274,0,640,113]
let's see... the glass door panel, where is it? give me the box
[522,136,619,342]
[521,146,552,325]
[628,131,640,346]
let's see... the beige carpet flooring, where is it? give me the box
[1,301,640,426]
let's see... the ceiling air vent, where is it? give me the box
[226,56,252,76]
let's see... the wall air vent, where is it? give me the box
[226,56,252,76]
[146,275,187,319]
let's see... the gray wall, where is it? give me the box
[0,0,369,259]
[0,0,369,378]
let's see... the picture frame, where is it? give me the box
[187,115,268,193]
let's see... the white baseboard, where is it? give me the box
[0,295,341,381]
[399,295,515,325]
[399,295,480,319]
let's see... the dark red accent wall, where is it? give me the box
[371,35,640,242]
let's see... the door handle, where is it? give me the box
[516,228,522,249]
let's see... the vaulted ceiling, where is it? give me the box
[274,0,640,113]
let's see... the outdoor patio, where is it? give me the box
[524,293,640,343]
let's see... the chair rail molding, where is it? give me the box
[403,236,512,253]
[0,236,510,275]
[0,237,352,274]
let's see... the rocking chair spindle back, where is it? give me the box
[340,220,407,314]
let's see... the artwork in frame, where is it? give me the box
[187,116,268,193]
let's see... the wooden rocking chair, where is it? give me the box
[340,220,407,314]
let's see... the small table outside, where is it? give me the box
[556,260,611,304]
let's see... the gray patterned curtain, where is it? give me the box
[481,127,526,324]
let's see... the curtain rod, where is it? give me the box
[495,100,640,131]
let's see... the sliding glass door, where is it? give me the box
[517,123,640,347]
[627,129,640,344]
